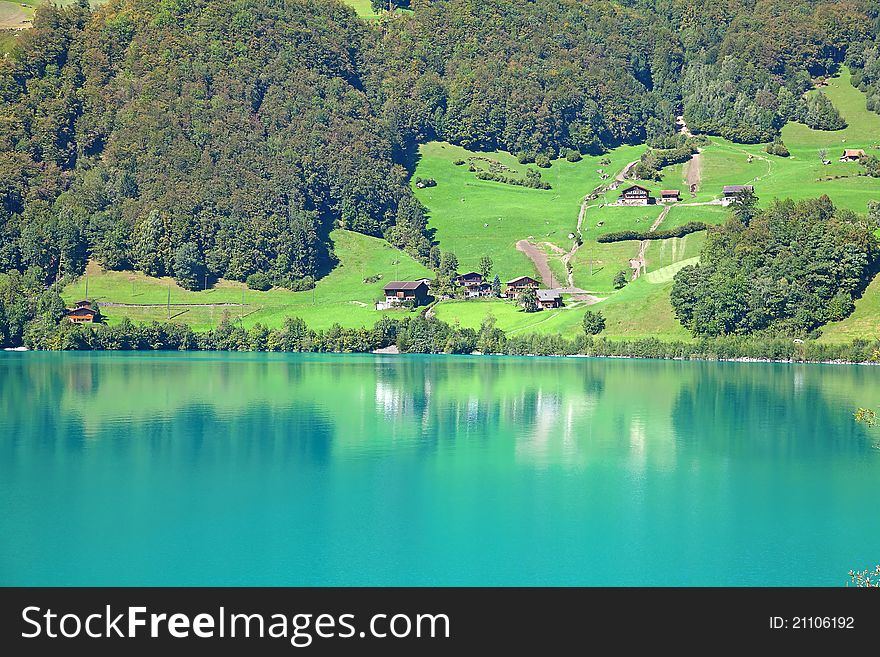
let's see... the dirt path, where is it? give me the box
[516,239,558,288]
[563,158,641,288]
[629,205,670,280]
[684,151,702,196]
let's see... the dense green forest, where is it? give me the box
[671,196,879,337]
[1,0,879,347]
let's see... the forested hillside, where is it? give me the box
[1,0,878,295]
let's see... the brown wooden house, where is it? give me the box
[505,276,540,298]
[618,184,653,205]
[536,289,562,309]
[721,185,754,205]
[660,189,681,203]
[454,272,491,298]
[66,300,98,324]
[840,149,865,162]
[382,281,430,307]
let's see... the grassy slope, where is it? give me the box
[412,141,646,282]
[433,275,690,341]
[62,230,432,331]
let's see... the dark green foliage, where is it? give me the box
[582,310,606,335]
[849,44,880,114]
[373,0,671,154]
[476,313,506,353]
[491,273,501,297]
[173,242,205,291]
[0,0,417,288]
[729,188,760,227]
[520,287,538,313]
[765,140,790,157]
[861,154,880,177]
[474,168,551,190]
[246,272,272,291]
[534,155,551,168]
[633,136,702,180]
[597,222,708,243]
[516,152,536,164]
[802,92,847,130]
[1,0,876,305]
[670,197,879,336]
[565,150,582,162]
[613,270,629,289]
[479,255,493,280]
[0,268,66,347]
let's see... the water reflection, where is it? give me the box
[1,354,878,469]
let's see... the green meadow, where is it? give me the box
[63,230,432,331]
[412,141,646,282]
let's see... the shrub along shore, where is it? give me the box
[17,313,880,364]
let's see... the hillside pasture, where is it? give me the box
[62,230,432,332]
[411,141,646,282]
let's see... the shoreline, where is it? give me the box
[4,346,877,366]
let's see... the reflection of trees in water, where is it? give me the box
[671,365,875,459]
[0,355,335,467]
[372,357,603,464]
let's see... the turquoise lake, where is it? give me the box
[1,352,878,586]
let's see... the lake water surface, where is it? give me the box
[1,352,878,585]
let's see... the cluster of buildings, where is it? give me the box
[617,185,681,205]
[617,184,758,206]
[379,273,562,310]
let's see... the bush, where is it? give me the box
[535,154,551,168]
[516,151,536,164]
[565,150,582,162]
[765,140,790,157]
[453,159,465,165]
[582,310,606,335]
[613,270,629,289]
[597,221,709,243]
[246,272,273,291]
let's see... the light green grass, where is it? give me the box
[433,275,691,342]
[341,0,410,20]
[687,69,880,213]
[662,204,728,228]
[644,233,704,274]
[579,204,662,239]
[644,256,699,283]
[62,230,432,331]
[412,141,646,282]
[569,240,638,293]
[592,277,692,341]
[817,275,880,344]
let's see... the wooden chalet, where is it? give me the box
[454,272,491,298]
[66,300,98,324]
[536,289,562,309]
[505,276,540,298]
[721,185,753,205]
[839,149,865,162]
[660,189,681,203]
[382,281,430,308]
[618,184,653,205]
